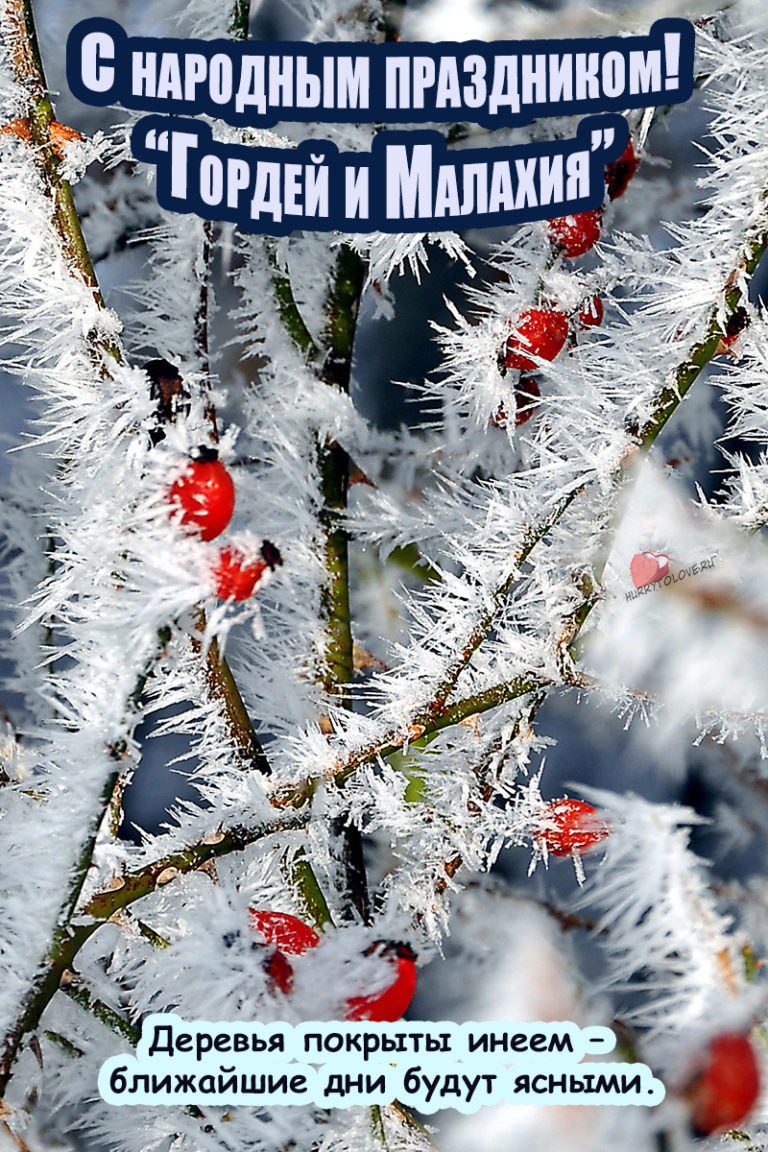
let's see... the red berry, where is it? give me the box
[168,448,235,542]
[514,375,541,426]
[248,915,416,1019]
[535,798,610,857]
[605,141,640,201]
[687,1033,761,1135]
[214,541,282,601]
[720,305,749,351]
[345,943,417,1023]
[250,911,320,997]
[264,949,295,995]
[548,209,604,258]
[214,541,282,602]
[213,548,266,602]
[249,910,320,956]
[577,296,604,329]
[504,309,569,372]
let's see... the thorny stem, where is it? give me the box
[61,979,141,1047]
[53,980,211,1128]
[82,815,310,920]
[270,676,549,809]
[267,244,365,699]
[266,243,371,919]
[565,224,768,651]
[0,0,267,1089]
[634,234,768,445]
[284,847,335,928]
[0,0,154,1089]
[193,217,219,441]
[427,493,578,715]
[0,630,177,1086]
[316,246,370,922]
[267,197,768,812]
[0,919,101,1094]
[0,808,309,1085]
[317,246,366,705]
[0,0,297,1113]
[387,230,768,905]
[424,218,768,727]
[3,1,103,305]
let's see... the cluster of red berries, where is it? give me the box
[496,143,640,429]
[503,296,604,368]
[546,141,640,258]
[534,798,611,857]
[498,298,604,428]
[168,445,282,601]
[249,910,418,1022]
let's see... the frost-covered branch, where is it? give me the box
[317,246,366,706]
[0,810,308,1092]
[0,0,275,1096]
[3,0,101,296]
[2,1,768,1149]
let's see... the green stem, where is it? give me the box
[5,1,107,312]
[0,810,307,1088]
[317,247,365,704]
[635,233,768,446]
[426,493,578,714]
[0,919,101,1095]
[266,244,318,360]
[83,815,308,921]
[109,624,172,835]
[318,435,354,699]
[0,628,175,1082]
[569,228,768,654]
[370,1105,389,1148]
[266,245,368,916]
[315,247,369,920]
[229,0,250,40]
[271,674,547,808]
[61,979,141,1046]
[283,848,334,928]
